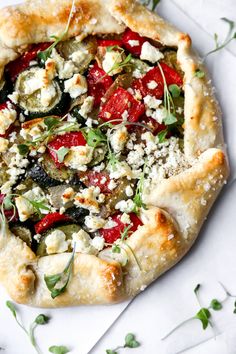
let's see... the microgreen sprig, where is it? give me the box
[204,17,236,59]
[106,333,140,354]
[102,46,133,78]
[49,346,70,354]
[133,160,148,213]
[37,0,76,64]
[44,245,76,299]
[6,301,50,354]
[162,282,236,340]
[141,0,161,11]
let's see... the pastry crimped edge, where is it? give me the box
[0,0,229,307]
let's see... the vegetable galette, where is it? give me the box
[0,0,228,307]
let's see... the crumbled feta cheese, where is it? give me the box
[8,92,19,104]
[45,230,68,254]
[144,95,162,110]
[120,213,131,224]
[147,80,158,90]
[108,161,133,180]
[140,42,164,63]
[103,217,118,229]
[125,185,133,197]
[128,40,140,47]
[64,145,93,171]
[51,48,79,79]
[148,107,167,124]
[110,126,128,153]
[33,234,41,243]
[15,186,49,222]
[79,96,94,118]
[74,186,102,213]
[121,110,129,120]
[108,179,117,191]
[93,162,105,172]
[61,187,75,204]
[0,103,17,135]
[127,144,145,169]
[91,236,105,251]
[72,229,95,254]
[0,137,9,153]
[115,199,135,213]
[84,215,106,232]
[70,48,89,66]
[102,51,123,76]
[64,74,88,98]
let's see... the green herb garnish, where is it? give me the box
[56,147,70,163]
[133,162,147,213]
[37,0,76,64]
[84,127,107,148]
[169,84,181,98]
[205,17,236,59]
[6,301,50,354]
[106,333,140,354]
[49,346,70,354]
[17,144,29,156]
[104,46,133,76]
[44,116,60,131]
[194,69,205,78]
[210,299,222,311]
[44,246,76,299]
[157,129,168,143]
[142,0,161,11]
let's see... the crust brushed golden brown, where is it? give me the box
[0,0,229,307]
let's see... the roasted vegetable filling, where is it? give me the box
[0,28,187,263]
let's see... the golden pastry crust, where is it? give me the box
[0,0,229,307]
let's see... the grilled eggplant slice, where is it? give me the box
[57,36,97,73]
[28,163,62,188]
[0,77,12,104]
[14,67,69,118]
[65,206,89,224]
[36,224,81,256]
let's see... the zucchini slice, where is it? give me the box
[14,67,69,118]
[57,37,97,73]
[41,153,74,183]
[0,77,12,104]
[36,224,81,256]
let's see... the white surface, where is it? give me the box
[0,1,236,354]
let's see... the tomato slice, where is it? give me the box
[99,87,145,124]
[80,171,111,194]
[132,62,183,99]
[140,115,167,135]
[100,212,143,244]
[48,132,86,167]
[34,212,71,234]
[122,28,146,56]
[87,63,113,107]
[97,39,123,47]
[6,42,51,81]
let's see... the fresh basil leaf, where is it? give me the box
[169,84,181,98]
[49,345,70,354]
[56,147,70,163]
[17,144,29,156]
[157,129,168,143]
[164,113,177,125]
[195,308,211,329]
[210,299,222,311]
[35,314,50,325]
[44,117,59,131]
[195,69,205,78]
[6,301,17,318]
[124,333,140,348]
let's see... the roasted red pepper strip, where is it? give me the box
[80,171,111,194]
[87,63,113,107]
[100,212,143,244]
[48,132,87,167]
[34,212,71,234]
[99,87,145,124]
[122,28,146,56]
[132,62,183,99]
[97,39,123,47]
[6,42,51,81]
